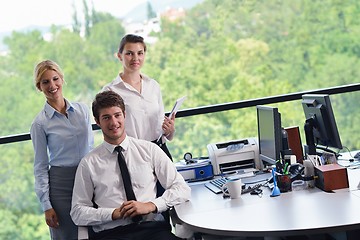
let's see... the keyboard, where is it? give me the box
[205,178,264,195]
[205,178,227,194]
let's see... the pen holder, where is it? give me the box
[276,174,292,193]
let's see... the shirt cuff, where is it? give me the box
[42,200,53,212]
[151,198,168,213]
[164,130,175,141]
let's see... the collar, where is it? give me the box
[103,135,130,154]
[44,99,74,118]
[114,73,150,86]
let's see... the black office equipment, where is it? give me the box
[257,105,292,167]
[302,94,342,156]
[288,163,304,181]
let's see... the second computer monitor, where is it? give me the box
[302,94,342,155]
[256,105,283,167]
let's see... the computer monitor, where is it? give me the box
[257,105,288,167]
[302,94,342,156]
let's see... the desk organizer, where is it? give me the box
[314,163,349,191]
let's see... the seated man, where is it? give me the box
[70,90,191,240]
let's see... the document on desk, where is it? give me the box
[338,160,360,168]
[226,171,255,180]
[175,159,210,170]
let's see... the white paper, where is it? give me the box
[175,159,211,170]
[169,95,187,118]
[156,96,187,142]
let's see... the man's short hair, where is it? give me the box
[92,91,125,121]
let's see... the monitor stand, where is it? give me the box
[316,145,340,158]
[304,119,341,159]
[304,144,339,165]
[303,159,315,188]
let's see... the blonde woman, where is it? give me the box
[30,60,93,239]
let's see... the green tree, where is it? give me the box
[1,0,360,238]
[147,1,157,20]
[71,1,81,34]
[83,0,91,37]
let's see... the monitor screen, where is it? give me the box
[256,105,283,166]
[302,94,342,155]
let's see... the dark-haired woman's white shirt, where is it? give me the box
[102,74,172,142]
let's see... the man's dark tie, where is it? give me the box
[115,146,142,222]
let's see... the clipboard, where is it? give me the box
[156,95,187,141]
[169,95,187,118]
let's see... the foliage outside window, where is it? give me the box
[0,0,359,238]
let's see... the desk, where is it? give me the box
[173,168,360,238]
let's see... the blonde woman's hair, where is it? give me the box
[34,60,64,91]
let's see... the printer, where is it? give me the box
[207,138,261,175]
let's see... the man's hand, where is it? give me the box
[112,201,157,220]
[45,208,59,228]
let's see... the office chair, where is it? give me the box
[77,184,171,240]
[78,211,173,240]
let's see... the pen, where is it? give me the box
[276,160,283,174]
[283,163,289,174]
